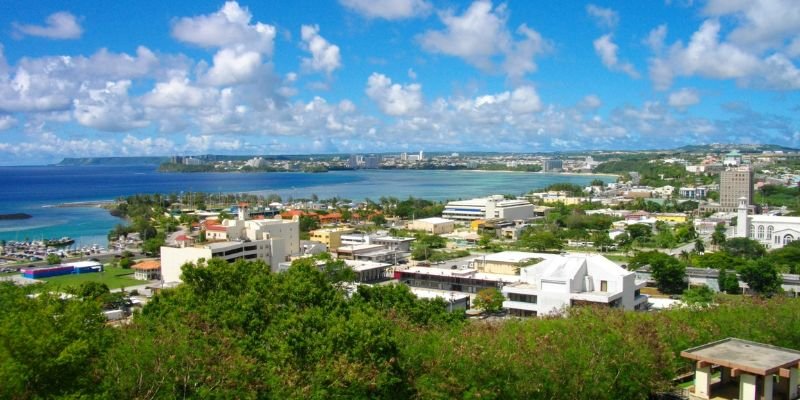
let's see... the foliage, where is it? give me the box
[299,215,320,232]
[711,223,726,247]
[717,267,741,294]
[739,259,782,296]
[473,288,505,313]
[763,241,800,274]
[721,238,766,259]
[682,286,714,305]
[45,254,61,265]
[520,229,564,251]
[755,184,800,209]
[629,251,686,294]
[625,224,652,242]
[394,197,444,219]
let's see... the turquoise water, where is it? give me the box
[0,165,612,245]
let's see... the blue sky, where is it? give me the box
[0,0,798,164]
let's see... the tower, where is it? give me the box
[238,203,249,221]
[720,166,753,212]
[736,197,748,238]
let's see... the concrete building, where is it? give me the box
[473,251,557,275]
[343,259,392,283]
[161,239,277,283]
[408,288,471,311]
[719,166,753,212]
[407,217,455,234]
[733,197,800,250]
[364,155,381,169]
[501,254,648,317]
[542,158,563,172]
[310,227,355,250]
[204,215,299,261]
[245,157,268,168]
[679,186,708,199]
[442,195,534,221]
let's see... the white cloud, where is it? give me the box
[509,86,542,113]
[586,4,619,29]
[667,88,700,109]
[0,115,16,130]
[419,1,548,78]
[339,0,432,20]
[365,73,423,116]
[141,78,215,108]
[407,68,417,80]
[300,25,342,75]
[121,135,175,156]
[184,134,241,153]
[13,12,83,40]
[593,34,640,78]
[703,0,800,51]
[171,2,275,54]
[645,24,668,53]
[580,94,602,109]
[73,80,148,131]
[202,48,264,86]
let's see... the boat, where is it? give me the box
[44,237,75,247]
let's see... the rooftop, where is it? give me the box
[478,251,557,264]
[414,217,454,224]
[681,338,800,376]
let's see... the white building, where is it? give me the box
[161,239,277,283]
[733,197,800,249]
[245,157,268,168]
[502,254,648,317]
[679,186,708,199]
[442,195,534,221]
[407,217,455,234]
[205,213,299,259]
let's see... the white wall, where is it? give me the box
[160,246,211,283]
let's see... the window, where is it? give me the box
[748,225,755,238]
[767,225,774,240]
[785,235,795,246]
[757,225,764,239]
[508,293,537,303]
[600,280,608,292]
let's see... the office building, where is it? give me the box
[442,195,534,221]
[719,166,753,212]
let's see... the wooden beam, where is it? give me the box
[697,361,712,369]
[780,368,791,378]
[730,368,741,378]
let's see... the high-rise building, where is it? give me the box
[365,155,381,169]
[347,154,359,169]
[542,158,563,172]
[719,166,753,212]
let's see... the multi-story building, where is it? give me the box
[364,155,381,169]
[442,195,534,221]
[542,158,563,172]
[719,166,753,212]
[161,239,278,283]
[310,227,355,250]
[407,217,455,234]
[501,254,648,317]
[679,186,708,199]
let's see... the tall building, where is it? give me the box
[365,155,380,169]
[442,195,534,221]
[347,154,359,169]
[418,150,424,161]
[720,166,753,212]
[542,158,563,172]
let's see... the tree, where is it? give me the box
[625,224,652,243]
[739,259,782,296]
[693,238,705,253]
[682,285,714,305]
[473,288,505,313]
[46,254,61,265]
[717,267,741,294]
[711,223,726,249]
[118,257,133,269]
[369,214,387,226]
[141,236,165,256]
[632,252,686,294]
[299,215,320,232]
[521,231,564,252]
[591,231,614,252]
[764,241,800,273]
[721,238,766,259]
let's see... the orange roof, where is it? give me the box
[133,260,161,271]
[206,225,227,231]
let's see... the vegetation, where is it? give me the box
[473,288,505,313]
[4,265,800,399]
[755,184,800,209]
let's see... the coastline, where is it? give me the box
[46,200,116,208]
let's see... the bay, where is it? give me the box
[0,165,613,246]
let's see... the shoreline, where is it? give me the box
[45,200,116,209]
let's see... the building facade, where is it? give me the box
[407,217,455,234]
[442,195,534,221]
[733,197,800,250]
[719,166,753,212]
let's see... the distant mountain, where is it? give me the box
[670,143,799,153]
[57,157,168,166]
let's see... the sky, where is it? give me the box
[0,0,799,164]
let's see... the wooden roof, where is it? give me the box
[681,338,800,376]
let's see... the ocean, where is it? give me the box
[0,165,612,246]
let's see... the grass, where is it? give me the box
[40,266,140,290]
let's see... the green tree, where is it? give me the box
[473,288,505,313]
[711,223,726,249]
[721,238,766,259]
[693,238,705,253]
[369,213,387,226]
[521,230,564,252]
[739,259,782,296]
[717,267,741,294]
[118,257,133,269]
[141,236,165,256]
[630,251,686,293]
[299,215,320,232]
[682,285,714,305]
[45,254,61,265]
[764,241,800,273]
[625,224,652,243]
[591,231,614,252]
